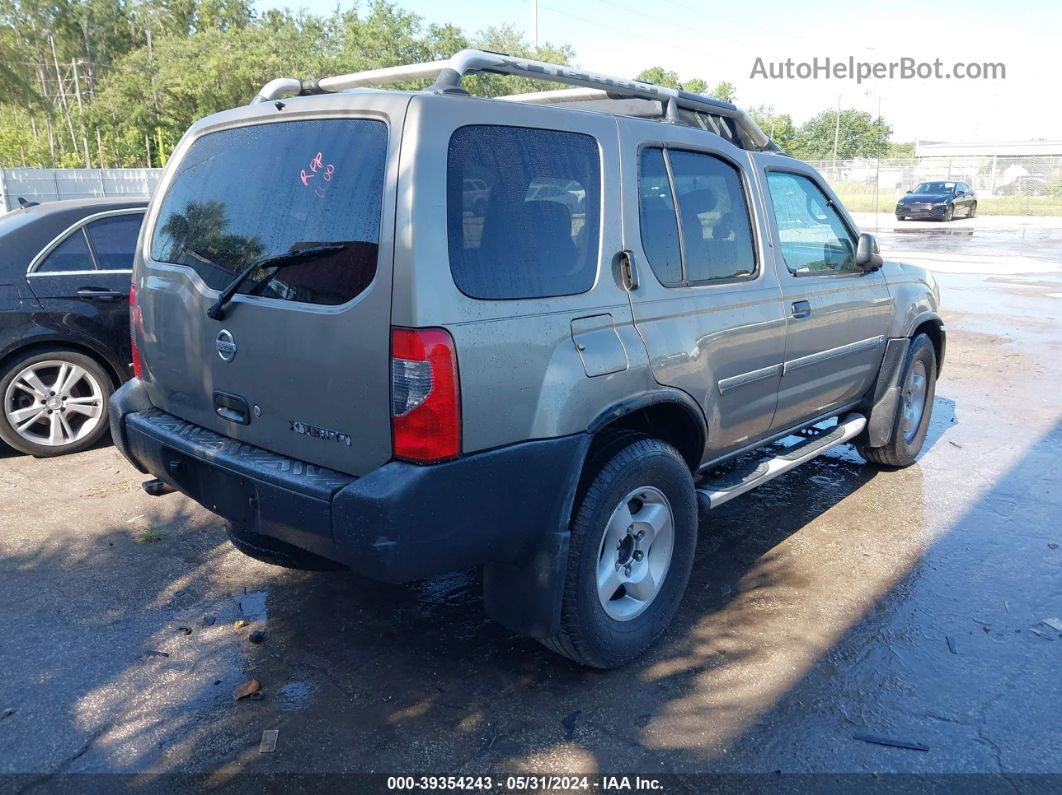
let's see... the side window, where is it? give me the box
[668,150,756,283]
[638,147,682,285]
[36,229,95,273]
[766,172,858,275]
[447,125,600,300]
[637,147,756,286]
[85,213,144,270]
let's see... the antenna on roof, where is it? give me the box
[17,197,39,210]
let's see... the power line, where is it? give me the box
[588,0,752,48]
[537,1,727,65]
[657,0,772,35]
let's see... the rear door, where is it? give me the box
[758,158,893,433]
[620,121,787,460]
[26,208,144,367]
[136,97,408,476]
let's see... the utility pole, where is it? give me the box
[530,0,538,48]
[49,35,79,154]
[72,60,91,167]
[831,93,841,176]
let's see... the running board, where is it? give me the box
[696,413,866,510]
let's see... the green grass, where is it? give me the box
[835,192,1062,216]
[136,527,164,544]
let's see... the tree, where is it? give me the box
[887,141,915,158]
[463,24,574,96]
[636,66,679,87]
[636,67,735,101]
[748,104,797,152]
[792,108,892,160]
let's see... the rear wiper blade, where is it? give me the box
[206,244,347,320]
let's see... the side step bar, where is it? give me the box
[696,413,866,511]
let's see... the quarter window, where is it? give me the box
[37,229,95,273]
[85,213,144,270]
[669,150,756,283]
[766,172,858,274]
[638,148,682,285]
[447,125,600,300]
[637,147,756,286]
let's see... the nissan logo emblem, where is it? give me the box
[216,329,237,362]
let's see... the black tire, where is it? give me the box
[0,348,113,457]
[968,202,977,218]
[861,334,937,468]
[942,206,954,222]
[541,437,697,668]
[896,213,906,221]
[226,522,346,571]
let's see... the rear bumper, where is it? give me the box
[110,380,587,587]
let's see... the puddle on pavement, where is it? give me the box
[276,679,318,712]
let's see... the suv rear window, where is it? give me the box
[447,125,600,300]
[150,119,386,306]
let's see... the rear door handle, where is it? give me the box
[791,300,812,319]
[77,287,125,301]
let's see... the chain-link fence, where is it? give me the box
[0,168,163,214]
[4,156,1062,218]
[808,155,1062,216]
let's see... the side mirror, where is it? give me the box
[856,232,883,272]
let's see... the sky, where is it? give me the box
[254,0,1062,144]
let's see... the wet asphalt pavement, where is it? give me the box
[1,214,1060,785]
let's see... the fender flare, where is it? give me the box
[586,387,708,470]
[904,309,943,338]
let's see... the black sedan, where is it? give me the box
[0,198,147,456]
[896,181,977,221]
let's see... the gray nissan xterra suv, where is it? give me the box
[111,50,944,668]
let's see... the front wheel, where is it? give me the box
[942,206,954,222]
[861,333,937,468]
[0,349,113,457]
[541,437,697,668]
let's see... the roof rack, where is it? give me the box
[252,49,779,152]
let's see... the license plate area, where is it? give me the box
[163,447,256,529]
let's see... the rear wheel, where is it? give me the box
[226,522,346,571]
[968,202,977,218]
[541,437,697,668]
[0,349,112,457]
[861,333,937,468]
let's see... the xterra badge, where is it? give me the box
[289,420,352,447]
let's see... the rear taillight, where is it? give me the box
[129,281,143,379]
[390,328,460,463]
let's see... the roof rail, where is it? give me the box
[252,49,778,152]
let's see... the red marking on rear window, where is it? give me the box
[299,152,335,193]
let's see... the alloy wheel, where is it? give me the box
[3,360,105,448]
